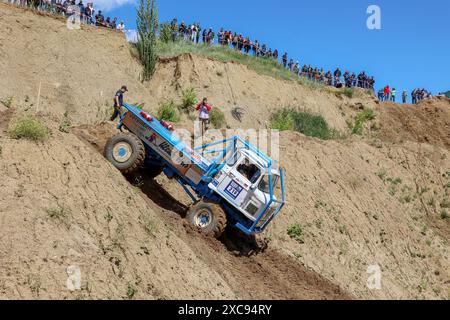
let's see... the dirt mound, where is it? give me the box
[77,120,450,300]
[272,131,450,299]
[0,2,153,126]
[72,122,350,300]
[376,97,450,149]
[0,124,350,299]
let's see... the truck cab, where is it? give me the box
[209,149,283,230]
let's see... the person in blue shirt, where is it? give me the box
[110,86,128,121]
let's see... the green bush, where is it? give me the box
[209,108,226,128]
[269,108,295,131]
[8,116,49,141]
[157,100,180,122]
[348,109,376,135]
[159,22,178,43]
[287,223,304,243]
[340,87,354,98]
[270,107,334,140]
[180,87,198,112]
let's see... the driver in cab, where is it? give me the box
[237,158,259,183]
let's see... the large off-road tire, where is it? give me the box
[105,132,145,174]
[186,201,227,238]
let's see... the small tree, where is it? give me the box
[159,22,178,43]
[136,0,158,80]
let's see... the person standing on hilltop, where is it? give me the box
[116,20,125,32]
[333,68,342,86]
[402,91,407,104]
[252,40,260,56]
[384,85,391,101]
[391,88,397,102]
[273,49,279,60]
[288,59,294,72]
[282,53,288,68]
[196,98,213,135]
[110,86,128,121]
[378,89,384,101]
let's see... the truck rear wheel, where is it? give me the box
[187,201,227,238]
[105,133,145,174]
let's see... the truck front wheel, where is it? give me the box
[187,201,227,238]
[105,133,146,174]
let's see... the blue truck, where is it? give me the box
[104,103,285,238]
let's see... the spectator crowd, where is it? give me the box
[6,0,127,31]
[411,88,433,104]
[170,19,438,104]
[377,86,433,104]
[170,19,376,91]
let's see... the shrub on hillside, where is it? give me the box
[159,22,178,43]
[270,108,334,140]
[287,223,304,243]
[209,108,226,128]
[347,109,376,135]
[269,108,295,132]
[180,87,198,112]
[8,116,49,141]
[341,87,354,98]
[157,100,180,122]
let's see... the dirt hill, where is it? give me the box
[1,3,449,300]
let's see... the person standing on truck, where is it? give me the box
[110,85,128,121]
[196,98,213,135]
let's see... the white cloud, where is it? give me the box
[125,29,138,43]
[92,0,135,11]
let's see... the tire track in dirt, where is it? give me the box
[73,123,351,300]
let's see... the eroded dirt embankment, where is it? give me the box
[71,122,350,300]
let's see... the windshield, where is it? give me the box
[236,158,261,183]
[258,174,281,195]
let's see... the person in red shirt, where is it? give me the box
[384,85,391,101]
[195,98,213,135]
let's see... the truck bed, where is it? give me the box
[120,104,213,186]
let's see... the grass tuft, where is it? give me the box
[347,109,376,135]
[0,96,13,108]
[180,87,198,112]
[59,112,71,133]
[209,108,226,128]
[269,107,336,140]
[287,223,304,243]
[8,116,49,141]
[157,100,180,122]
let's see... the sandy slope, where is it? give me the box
[0,3,152,125]
[0,115,347,299]
[1,3,449,300]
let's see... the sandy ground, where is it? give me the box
[0,3,449,300]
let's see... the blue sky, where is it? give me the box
[98,0,449,99]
